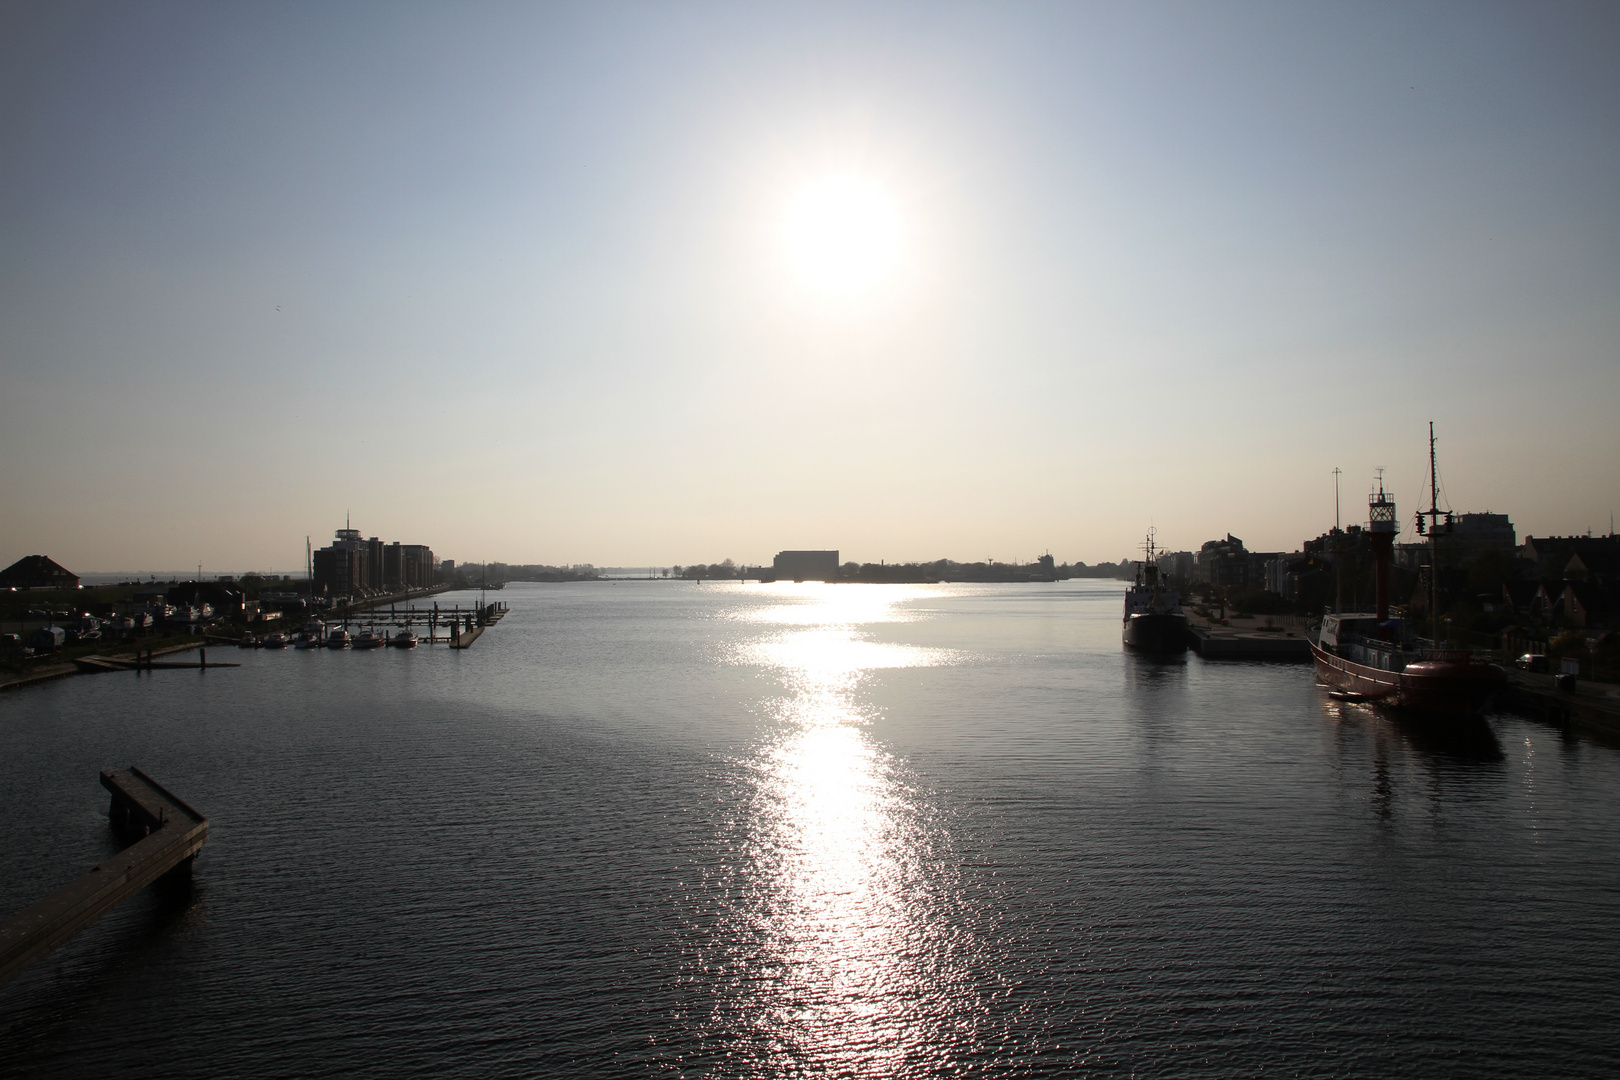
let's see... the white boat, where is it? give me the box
[352,629,385,649]
[388,630,419,648]
[326,628,352,649]
[292,632,321,649]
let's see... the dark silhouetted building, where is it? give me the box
[773,550,839,582]
[314,524,437,595]
[314,527,370,595]
[0,555,79,590]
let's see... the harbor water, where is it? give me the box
[2,580,1617,1077]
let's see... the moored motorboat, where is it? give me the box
[262,632,290,649]
[388,630,419,648]
[326,628,352,649]
[352,629,385,649]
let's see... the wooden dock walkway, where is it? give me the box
[73,647,239,672]
[0,768,208,987]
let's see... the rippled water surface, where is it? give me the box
[2,581,1618,1077]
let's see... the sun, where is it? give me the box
[781,174,902,300]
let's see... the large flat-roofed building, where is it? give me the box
[1450,512,1515,561]
[772,550,839,582]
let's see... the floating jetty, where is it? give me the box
[0,768,207,987]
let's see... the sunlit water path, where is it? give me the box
[2,581,1617,1077]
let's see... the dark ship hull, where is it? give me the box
[1310,639,1504,717]
[1123,612,1189,653]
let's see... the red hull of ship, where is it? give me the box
[1310,640,1505,718]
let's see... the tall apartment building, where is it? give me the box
[313,524,436,595]
[313,527,369,595]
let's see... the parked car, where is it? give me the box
[1515,653,1549,673]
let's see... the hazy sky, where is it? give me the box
[3,2,1618,572]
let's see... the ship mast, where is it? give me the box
[1333,467,1343,614]
[1415,421,1450,646]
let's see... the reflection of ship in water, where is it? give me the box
[1323,696,1504,765]
[1309,433,1505,718]
[1123,531,1188,653]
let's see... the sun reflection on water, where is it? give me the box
[712,584,981,1074]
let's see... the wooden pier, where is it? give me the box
[74,645,240,672]
[0,768,207,987]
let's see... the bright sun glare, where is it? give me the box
[781,174,902,300]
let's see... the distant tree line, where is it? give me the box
[453,562,600,584]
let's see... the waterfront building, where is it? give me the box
[772,550,839,582]
[0,554,79,590]
[1156,550,1195,584]
[383,543,437,589]
[313,526,370,595]
[314,523,437,595]
[1194,535,1253,587]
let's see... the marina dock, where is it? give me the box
[332,600,508,648]
[0,768,207,987]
